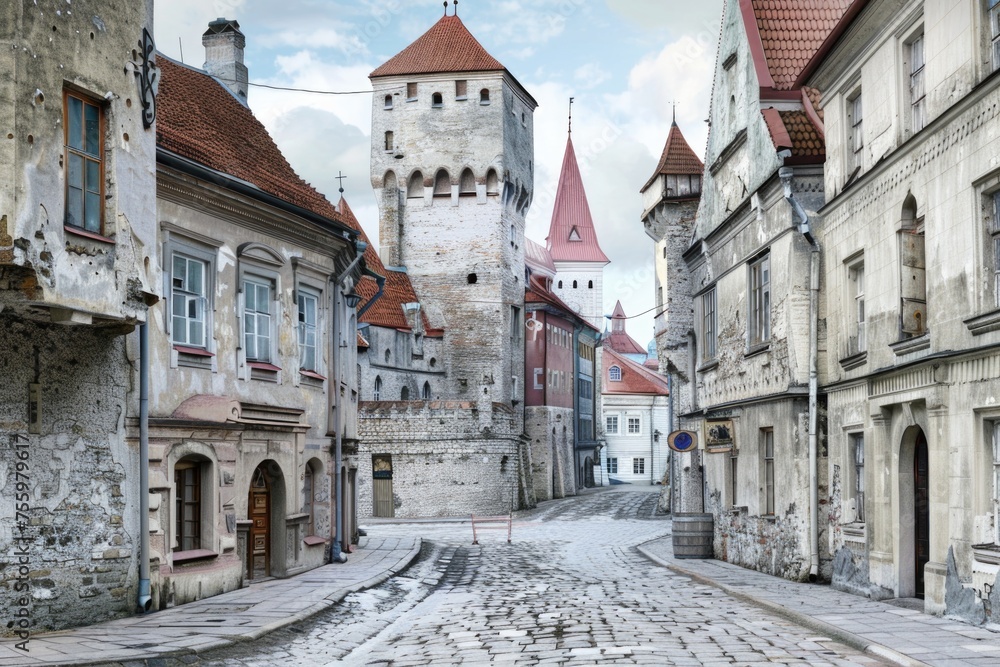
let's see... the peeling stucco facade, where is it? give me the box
[0,0,157,634]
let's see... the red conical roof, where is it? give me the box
[641,121,704,193]
[370,15,504,78]
[546,136,609,264]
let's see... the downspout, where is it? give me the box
[667,373,674,511]
[572,325,581,489]
[330,241,367,564]
[356,267,386,320]
[137,322,152,612]
[780,165,821,582]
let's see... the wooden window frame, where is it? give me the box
[64,90,105,234]
[174,461,202,552]
[297,287,320,373]
[748,253,771,347]
[762,429,775,515]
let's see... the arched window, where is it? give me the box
[384,348,391,363]
[400,386,410,400]
[558,280,563,289]
[459,168,476,195]
[588,280,593,289]
[383,170,397,194]
[899,192,926,337]
[609,366,622,382]
[573,280,578,289]
[433,169,451,197]
[373,376,382,400]
[480,88,490,104]
[422,382,431,400]
[384,95,393,110]
[407,171,423,199]
[432,92,443,108]
[486,169,499,196]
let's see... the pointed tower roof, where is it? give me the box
[546,136,609,264]
[641,120,704,193]
[370,14,504,78]
[604,300,646,356]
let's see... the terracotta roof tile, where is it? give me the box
[750,0,855,90]
[602,348,670,396]
[156,57,348,227]
[780,110,825,159]
[641,121,704,193]
[370,15,504,78]
[546,136,609,264]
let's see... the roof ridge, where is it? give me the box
[370,14,504,79]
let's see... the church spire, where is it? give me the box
[545,134,609,264]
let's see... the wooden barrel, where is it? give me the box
[672,513,714,559]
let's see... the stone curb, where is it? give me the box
[636,542,932,667]
[28,538,423,667]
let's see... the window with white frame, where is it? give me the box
[729,448,739,507]
[609,365,622,382]
[606,415,619,435]
[908,33,926,133]
[990,0,1000,72]
[298,288,319,372]
[749,254,771,346]
[849,259,866,354]
[627,416,641,435]
[533,367,544,390]
[606,457,618,474]
[171,253,208,348]
[991,191,1000,308]
[762,429,774,515]
[243,278,273,363]
[702,287,717,363]
[848,91,863,174]
[991,421,1000,544]
[851,433,865,523]
[633,458,645,475]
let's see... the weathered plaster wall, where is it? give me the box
[0,317,137,634]
[357,402,522,518]
[0,0,158,322]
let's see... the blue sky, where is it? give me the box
[156,0,725,347]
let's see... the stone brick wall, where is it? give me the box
[525,406,575,502]
[357,402,522,518]
[0,318,137,634]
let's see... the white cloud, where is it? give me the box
[574,63,610,89]
[270,28,369,55]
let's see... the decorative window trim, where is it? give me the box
[609,365,622,382]
[163,232,219,371]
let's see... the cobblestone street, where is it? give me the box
[174,489,884,666]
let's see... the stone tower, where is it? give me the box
[640,118,703,416]
[369,9,537,408]
[546,134,609,330]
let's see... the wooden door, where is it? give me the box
[248,467,270,580]
[914,432,929,599]
[372,455,394,518]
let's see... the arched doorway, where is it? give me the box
[248,466,271,579]
[898,425,930,599]
[914,431,929,599]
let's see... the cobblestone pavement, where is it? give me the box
[168,488,885,666]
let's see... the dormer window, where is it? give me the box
[384,95,393,110]
[609,366,622,382]
[480,88,490,105]
[432,92,443,108]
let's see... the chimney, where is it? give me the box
[203,18,249,104]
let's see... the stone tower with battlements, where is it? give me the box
[369,9,536,410]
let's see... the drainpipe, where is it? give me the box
[137,322,152,612]
[667,374,674,512]
[780,165,821,582]
[330,241,367,564]
[356,267,385,320]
